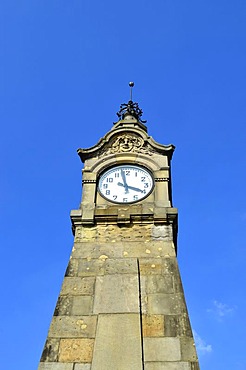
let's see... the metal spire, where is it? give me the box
[116,82,146,123]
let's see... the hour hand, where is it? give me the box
[117,182,143,193]
[127,185,143,193]
[117,181,129,193]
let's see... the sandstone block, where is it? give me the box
[71,241,174,259]
[151,225,173,241]
[91,314,142,370]
[38,363,73,370]
[77,259,106,276]
[142,315,164,337]
[121,241,174,258]
[93,274,139,313]
[145,362,191,370]
[144,337,181,362]
[146,274,174,294]
[58,338,94,362]
[139,258,163,275]
[54,297,72,316]
[162,257,179,275]
[104,258,138,274]
[164,314,192,337]
[72,242,123,259]
[77,224,153,242]
[147,293,186,315]
[60,277,95,296]
[74,365,91,370]
[65,258,79,277]
[191,362,200,370]
[40,338,60,362]
[71,296,93,315]
[48,316,97,338]
[180,337,198,361]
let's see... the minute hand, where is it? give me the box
[121,170,129,191]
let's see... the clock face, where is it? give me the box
[98,165,154,204]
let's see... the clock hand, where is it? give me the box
[120,169,129,193]
[117,182,143,193]
[127,185,144,193]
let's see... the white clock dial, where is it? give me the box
[98,165,154,204]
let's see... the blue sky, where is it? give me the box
[1,1,246,369]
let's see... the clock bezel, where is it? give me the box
[97,164,155,204]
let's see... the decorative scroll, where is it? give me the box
[99,134,155,157]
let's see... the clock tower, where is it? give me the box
[38,87,200,370]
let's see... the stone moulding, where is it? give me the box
[77,123,175,163]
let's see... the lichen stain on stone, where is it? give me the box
[98,254,109,261]
[76,319,87,330]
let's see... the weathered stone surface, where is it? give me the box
[147,293,186,315]
[40,338,60,362]
[74,224,177,243]
[91,314,142,370]
[72,241,174,259]
[59,338,94,362]
[48,316,97,338]
[104,258,138,274]
[146,275,174,294]
[54,296,72,316]
[72,242,124,259]
[162,257,179,275]
[76,224,154,242]
[142,315,164,337]
[65,258,79,277]
[164,314,192,337]
[180,337,198,362]
[93,274,139,313]
[145,362,191,370]
[122,242,174,258]
[74,364,91,370]
[60,277,95,296]
[38,363,73,370]
[71,296,93,315]
[151,225,173,241]
[144,337,181,362]
[139,258,163,275]
[76,258,138,276]
[173,271,185,294]
[190,362,200,370]
[140,275,148,314]
[77,259,106,276]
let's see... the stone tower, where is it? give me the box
[38,93,200,370]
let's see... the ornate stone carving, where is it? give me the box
[99,133,154,157]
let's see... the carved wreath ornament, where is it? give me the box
[99,134,154,157]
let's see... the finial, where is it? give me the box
[116,82,147,123]
[129,81,134,101]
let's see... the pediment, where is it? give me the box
[77,121,175,162]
